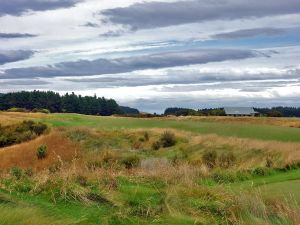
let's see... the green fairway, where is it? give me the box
[233,169,300,204]
[38,114,300,142]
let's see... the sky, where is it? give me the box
[0,0,300,113]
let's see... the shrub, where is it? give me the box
[152,141,161,150]
[37,145,48,159]
[138,137,145,142]
[122,155,141,169]
[32,108,50,114]
[218,152,236,168]
[7,107,28,112]
[160,131,176,148]
[202,150,217,169]
[252,167,269,176]
[32,123,48,135]
[0,135,8,147]
[10,167,22,180]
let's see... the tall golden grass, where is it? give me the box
[0,130,79,171]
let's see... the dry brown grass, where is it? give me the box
[190,134,300,168]
[163,116,300,128]
[0,130,79,171]
[0,112,49,126]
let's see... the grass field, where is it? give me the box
[1,112,300,225]
[36,113,300,142]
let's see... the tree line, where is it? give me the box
[164,107,225,116]
[165,107,300,117]
[0,91,139,116]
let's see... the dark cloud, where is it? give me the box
[0,79,49,86]
[3,48,261,78]
[0,33,37,39]
[0,0,81,16]
[0,50,35,65]
[65,68,299,88]
[212,27,286,39]
[102,0,300,31]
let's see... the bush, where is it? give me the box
[252,167,270,176]
[10,167,22,180]
[7,107,28,112]
[160,131,176,148]
[218,152,236,168]
[152,141,161,150]
[202,150,217,169]
[122,155,141,169]
[32,123,48,135]
[32,108,50,114]
[37,145,48,159]
[138,137,145,142]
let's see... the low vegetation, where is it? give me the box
[1,113,300,224]
[0,120,48,148]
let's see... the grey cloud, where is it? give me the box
[100,30,125,37]
[0,0,81,16]
[0,79,49,86]
[82,22,100,28]
[212,27,286,39]
[101,0,300,31]
[0,50,35,65]
[65,68,299,88]
[3,48,260,78]
[0,33,37,39]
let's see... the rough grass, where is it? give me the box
[1,113,300,225]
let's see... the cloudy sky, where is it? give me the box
[0,0,300,112]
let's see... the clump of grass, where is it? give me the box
[160,131,176,148]
[152,141,161,150]
[10,167,23,180]
[218,152,236,168]
[121,155,141,169]
[202,150,217,169]
[36,145,48,159]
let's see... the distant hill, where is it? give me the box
[119,106,139,115]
